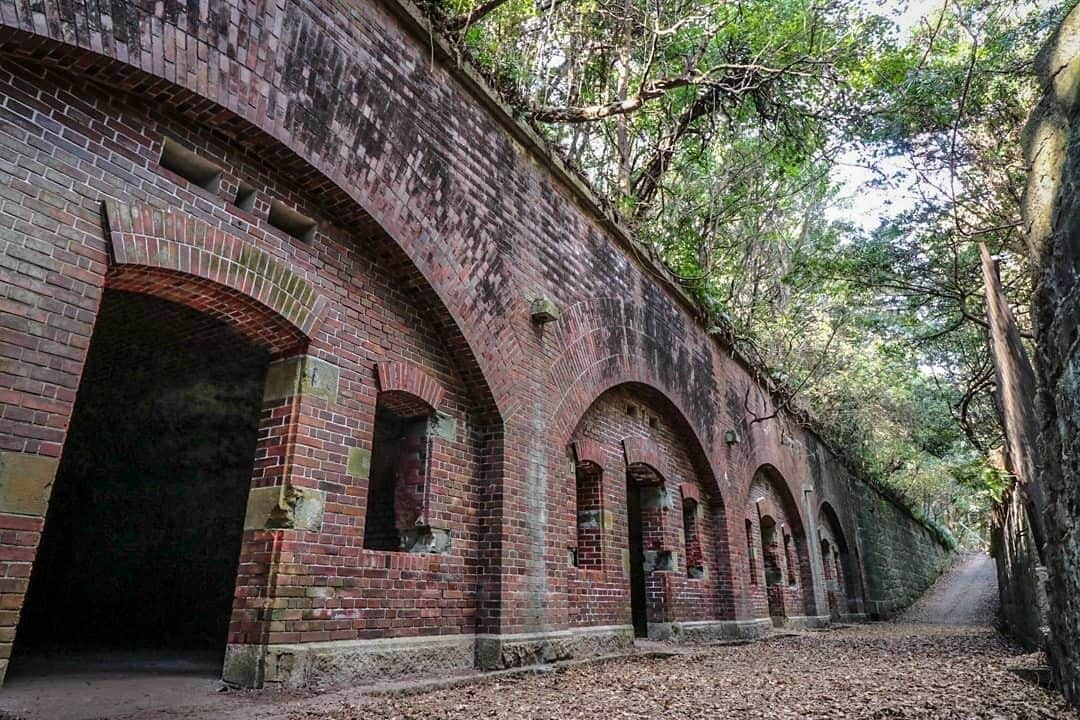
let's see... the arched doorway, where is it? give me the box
[564,383,733,641]
[12,288,288,677]
[746,466,814,625]
[625,459,668,637]
[819,502,862,618]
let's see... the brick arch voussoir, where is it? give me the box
[0,24,518,423]
[376,360,446,413]
[104,200,327,356]
[622,436,669,483]
[743,462,811,538]
[817,501,850,552]
[571,438,606,468]
[549,351,728,513]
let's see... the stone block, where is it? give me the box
[577,509,602,530]
[431,411,457,440]
[346,447,371,478]
[640,486,672,511]
[643,550,675,573]
[529,296,559,324]
[263,355,340,403]
[398,526,451,554]
[0,452,58,517]
[475,625,633,671]
[230,635,477,688]
[244,485,325,531]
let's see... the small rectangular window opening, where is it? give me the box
[234,182,256,212]
[649,416,659,429]
[269,199,317,243]
[786,533,798,586]
[159,137,222,193]
[363,404,431,552]
[626,404,638,417]
[746,518,758,584]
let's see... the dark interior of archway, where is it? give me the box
[13,289,270,669]
[626,480,647,638]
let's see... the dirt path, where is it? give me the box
[3,555,1074,719]
[899,553,999,625]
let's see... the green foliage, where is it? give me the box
[427,0,1069,547]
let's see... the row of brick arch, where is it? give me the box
[8,19,861,617]
[100,177,863,631]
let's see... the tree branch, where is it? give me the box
[442,0,515,31]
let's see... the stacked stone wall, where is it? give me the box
[1024,7,1080,703]
[991,485,1049,650]
[852,482,951,618]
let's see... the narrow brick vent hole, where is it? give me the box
[234,182,256,212]
[159,137,222,193]
[269,199,317,242]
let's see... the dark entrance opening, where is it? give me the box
[626,481,648,637]
[761,516,786,622]
[12,290,271,676]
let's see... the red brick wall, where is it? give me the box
[0,58,489,665]
[566,386,733,629]
[0,0,918,681]
[746,471,815,619]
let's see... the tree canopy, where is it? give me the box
[422,0,1069,546]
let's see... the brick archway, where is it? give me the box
[104,200,327,354]
[0,25,524,421]
[746,464,817,620]
[545,297,724,504]
[818,501,865,615]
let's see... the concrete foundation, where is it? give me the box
[225,634,477,688]
[649,619,773,642]
[475,626,635,670]
[782,615,832,630]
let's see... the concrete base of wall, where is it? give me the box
[224,625,640,688]
[475,625,634,670]
[839,613,868,624]
[782,614,832,630]
[864,599,914,619]
[223,634,477,688]
[647,619,773,642]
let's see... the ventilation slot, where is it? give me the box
[234,182,256,212]
[159,137,222,193]
[268,200,317,243]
